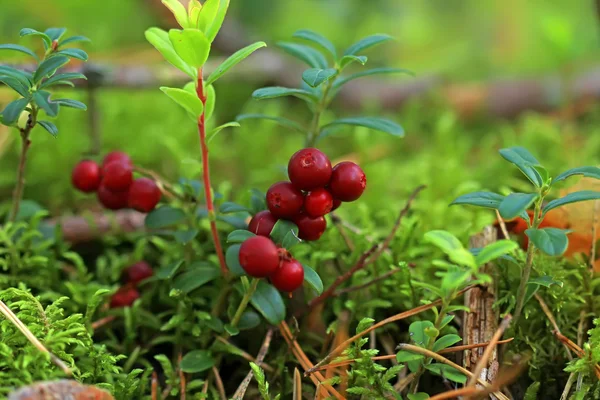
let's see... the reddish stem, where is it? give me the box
[196,69,228,276]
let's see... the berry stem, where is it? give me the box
[8,108,38,222]
[196,68,228,277]
[306,78,335,147]
[230,278,259,329]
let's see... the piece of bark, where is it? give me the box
[463,225,499,386]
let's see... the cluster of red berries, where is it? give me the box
[248,148,366,241]
[109,261,154,308]
[71,151,162,213]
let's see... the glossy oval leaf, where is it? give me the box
[33,56,70,83]
[302,68,338,88]
[292,29,337,59]
[236,114,305,133]
[525,228,570,256]
[162,0,190,27]
[302,264,323,294]
[0,76,30,97]
[409,320,434,347]
[207,121,241,143]
[542,191,600,216]
[238,310,261,330]
[227,230,255,244]
[270,219,301,249]
[276,42,328,69]
[180,350,215,373]
[160,86,204,116]
[32,91,59,117]
[552,166,600,184]
[20,28,52,48]
[145,27,196,77]
[333,67,414,90]
[450,191,504,209]
[38,120,58,137]
[169,29,210,68]
[248,280,286,325]
[0,66,32,87]
[0,44,38,59]
[1,98,30,126]
[45,28,67,41]
[339,55,368,69]
[60,35,91,47]
[55,48,88,61]
[206,41,267,85]
[498,147,543,187]
[225,244,246,276]
[203,0,230,42]
[220,202,249,214]
[252,87,318,103]
[156,260,184,280]
[424,230,476,268]
[344,34,393,56]
[498,193,538,219]
[425,363,466,384]
[432,334,462,352]
[145,205,187,229]
[39,72,86,89]
[474,240,518,266]
[54,99,87,110]
[172,265,221,293]
[396,350,425,363]
[321,117,403,137]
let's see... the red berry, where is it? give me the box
[102,161,133,192]
[125,261,154,285]
[266,181,304,219]
[293,214,327,241]
[304,188,333,217]
[270,258,304,292]
[128,178,161,213]
[239,236,280,278]
[248,210,278,237]
[110,286,139,308]
[331,198,342,211]
[97,184,129,210]
[71,160,101,193]
[287,148,332,190]
[329,162,366,202]
[102,151,132,168]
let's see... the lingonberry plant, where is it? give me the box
[0,28,89,222]
[451,146,600,322]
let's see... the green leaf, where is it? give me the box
[160,86,204,116]
[236,114,305,133]
[525,228,570,256]
[169,29,210,68]
[203,0,230,42]
[498,147,543,187]
[238,311,261,330]
[339,55,368,69]
[220,202,249,214]
[45,28,67,41]
[412,281,444,297]
[1,98,29,125]
[424,230,476,268]
[321,116,403,137]
[32,91,59,117]
[302,68,338,88]
[409,320,435,347]
[247,280,286,324]
[432,334,462,352]
[396,350,424,363]
[207,122,240,143]
[0,66,32,87]
[156,260,184,280]
[498,193,538,219]
[39,72,86,89]
[450,191,504,209]
[302,264,323,294]
[180,350,215,373]
[53,99,87,110]
[529,275,563,288]
[204,84,216,120]
[20,28,52,48]
[226,244,246,276]
[59,35,91,46]
[161,0,190,28]
[425,363,466,384]
[37,120,58,137]
[173,229,198,243]
[206,41,267,85]
[0,44,38,59]
[224,324,240,336]
[172,264,221,293]
[0,76,30,97]
[145,205,187,228]
[474,240,518,265]
[552,166,600,184]
[333,67,414,90]
[344,34,394,56]
[145,27,196,77]
[407,394,430,400]
[270,219,301,249]
[543,191,600,216]
[55,48,88,61]
[293,29,337,59]
[227,230,255,244]
[276,42,328,68]
[252,87,318,103]
[33,56,70,83]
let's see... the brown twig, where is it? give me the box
[334,268,404,296]
[467,314,512,387]
[330,214,356,251]
[293,368,302,400]
[179,353,186,400]
[535,293,573,360]
[91,315,116,330]
[8,121,34,222]
[151,371,158,400]
[495,210,511,240]
[560,372,577,400]
[133,165,178,200]
[232,329,274,400]
[554,331,600,379]
[212,366,226,400]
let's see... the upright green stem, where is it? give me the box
[196,68,228,277]
[306,79,334,147]
[230,278,259,329]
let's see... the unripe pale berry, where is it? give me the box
[287,148,332,190]
[266,181,304,219]
[248,210,278,237]
[329,162,366,202]
[239,236,280,278]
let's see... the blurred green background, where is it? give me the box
[1,0,599,237]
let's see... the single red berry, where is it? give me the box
[102,151,132,168]
[266,181,304,219]
[102,161,133,192]
[287,148,332,190]
[110,286,139,308]
[239,236,280,278]
[293,213,327,241]
[304,188,333,217]
[97,184,129,210]
[248,210,278,237]
[331,198,342,211]
[125,261,154,285]
[71,160,101,193]
[329,162,366,202]
[128,178,161,213]
[269,258,304,292]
